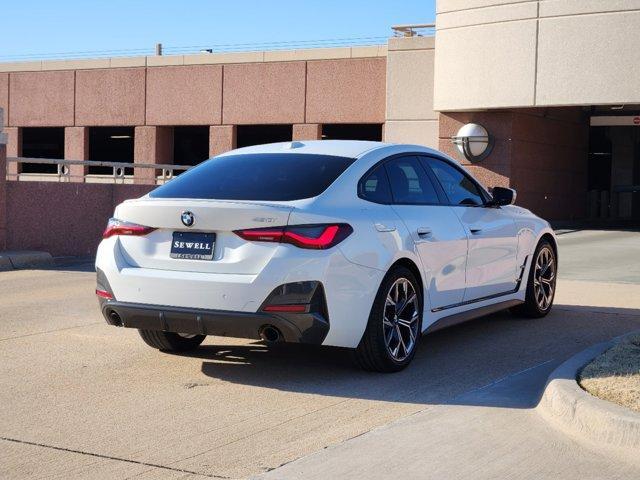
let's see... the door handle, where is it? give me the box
[375,223,396,232]
[469,227,483,235]
[417,227,432,236]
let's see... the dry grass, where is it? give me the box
[579,335,640,413]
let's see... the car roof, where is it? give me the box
[216,140,395,159]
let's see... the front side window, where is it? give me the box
[150,153,355,201]
[426,158,485,206]
[385,156,440,205]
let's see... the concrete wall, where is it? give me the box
[4,182,153,256]
[223,62,306,124]
[146,65,223,125]
[306,58,386,124]
[9,71,75,126]
[1,48,388,130]
[434,0,640,110]
[439,107,589,220]
[438,111,513,190]
[0,49,391,256]
[1,100,154,256]
[75,68,146,126]
[510,108,589,220]
[385,36,438,148]
[0,48,389,168]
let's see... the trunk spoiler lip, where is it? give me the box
[113,198,298,229]
[119,196,313,210]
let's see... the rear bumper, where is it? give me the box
[96,235,385,348]
[100,300,329,344]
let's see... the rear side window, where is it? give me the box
[359,165,392,204]
[385,156,440,205]
[150,153,355,201]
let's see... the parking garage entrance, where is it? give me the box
[88,127,135,175]
[21,127,64,174]
[589,114,640,225]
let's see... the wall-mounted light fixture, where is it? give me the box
[451,123,493,162]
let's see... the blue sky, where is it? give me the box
[3,1,436,60]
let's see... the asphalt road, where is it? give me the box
[555,229,640,284]
[1,230,639,479]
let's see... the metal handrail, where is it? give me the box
[7,156,191,171]
[6,157,193,184]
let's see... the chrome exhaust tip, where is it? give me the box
[107,310,123,326]
[259,325,282,343]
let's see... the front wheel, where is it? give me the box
[138,329,206,352]
[512,239,557,318]
[355,266,422,373]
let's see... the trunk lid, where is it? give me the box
[114,198,293,274]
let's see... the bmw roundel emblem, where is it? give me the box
[181,211,195,227]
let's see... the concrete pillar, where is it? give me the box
[0,141,6,251]
[65,127,89,183]
[209,125,236,157]
[292,124,322,141]
[134,126,173,185]
[0,107,6,249]
[4,127,21,177]
[0,107,5,249]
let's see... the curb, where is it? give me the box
[537,332,640,461]
[0,251,54,270]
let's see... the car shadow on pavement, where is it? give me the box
[184,305,640,409]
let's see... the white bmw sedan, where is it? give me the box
[96,141,557,372]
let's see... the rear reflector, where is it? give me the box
[102,218,156,239]
[95,289,114,300]
[234,224,352,250]
[263,304,307,313]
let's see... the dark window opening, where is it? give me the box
[88,127,134,175]
[150,153,355,201]
[21,127,65,174]
[173,126,210,171]
[588,127,612,192]
[236,125,292,149]
[322,124,383,141]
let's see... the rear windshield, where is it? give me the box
[150,153,356,201]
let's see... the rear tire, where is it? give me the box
[355,266,422,373]
[511,239,557,318]
[138,329,206,352]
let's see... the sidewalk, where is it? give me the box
[258,358,639,480]
[258,279,640,480]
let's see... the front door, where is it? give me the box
[384,156,468,311]
[423,156,519,302]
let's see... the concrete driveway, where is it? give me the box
[1,230,639,479]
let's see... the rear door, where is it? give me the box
[384,156,468,310]
[422,156,519,301]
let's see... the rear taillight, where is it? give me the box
[102,218,156,239]
[263,304,308,313]
[234,224,352,250]
[95,289,113,300]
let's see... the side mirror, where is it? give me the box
[490,187,516,206]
